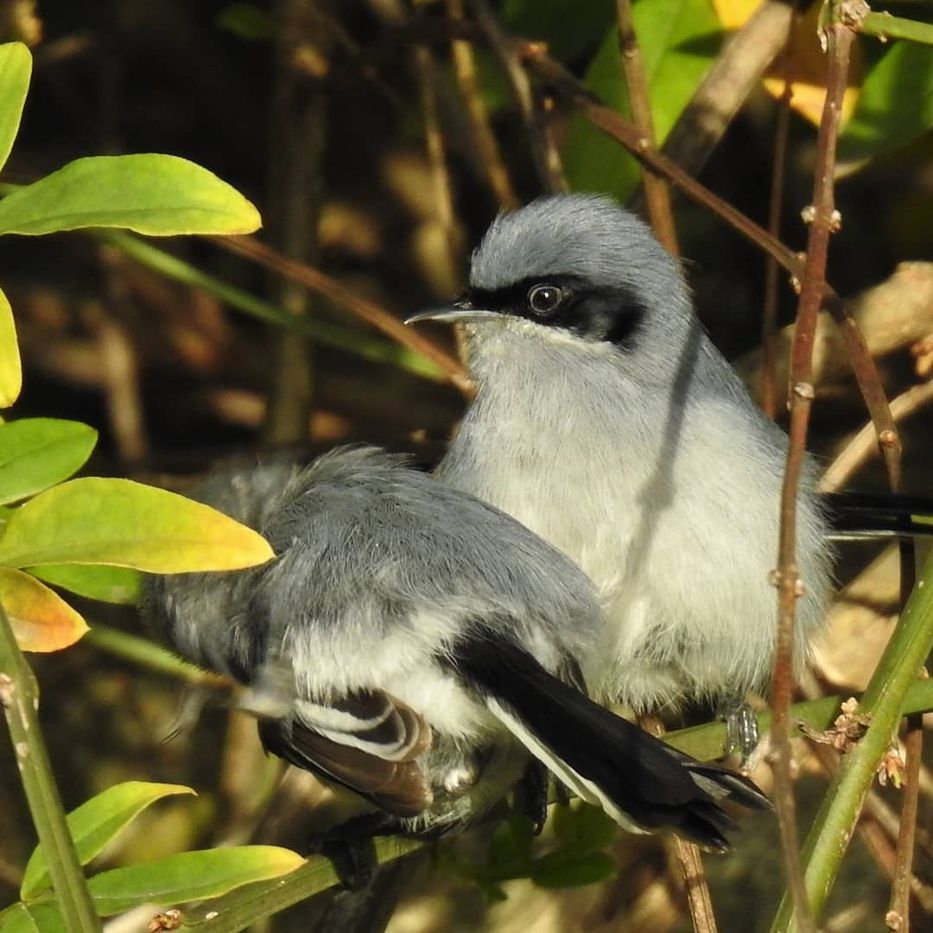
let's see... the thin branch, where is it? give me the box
[889,714,923,930]
[97,230,456,386]
[615,0,678,255]
[672,838,718,933]
[206,233,473,395]
[446,0,518,209]
[0,604,98,931]
[467,0,564,193]
[820,381,933,493]
[860,11,933,45]
[772,10,859,930]
[771,548,933,930]
[761,16,796,419]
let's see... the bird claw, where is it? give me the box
[718,699,760,766]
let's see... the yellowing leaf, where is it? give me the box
[0,42,31,174]
[711,0,861,125]
[0,154,262,237]
[0,477,274,572]
[0,287,21,408]
[0,567,88,652]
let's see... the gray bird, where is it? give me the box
[409,194,833,752]
[143,446,767,849]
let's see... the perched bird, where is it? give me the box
[143,446,767,849]
[409,194,833,752]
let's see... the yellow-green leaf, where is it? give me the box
[29,563,141,605]
[86,846,304,916]
[0,477,274,571]
[0,42,31,174]
[0,287,21,408]
[0,418,97,504]
[0,901,66,933]
[0,567,88,652]
[21,781,195,900]
[0,154,262,236]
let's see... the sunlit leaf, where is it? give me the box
[0,154,262,236]
[0,567,88,652]
[0,418,96,504]
[29,563,142,605]
[552,801,617,856]
[838,43,933,166]
[0,287,20,408]
[712,0,861,126]
[0,901,66,933]
[86,846,304,916]
[563,0,722,200]
[21,782,195,899]
[0,42,31,174]
[0,477,275,571]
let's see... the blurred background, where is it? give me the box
[0,0,931,929]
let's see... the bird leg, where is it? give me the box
[717,696,760,765]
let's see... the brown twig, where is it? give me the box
[672,838,718,933]
[468,0,563,193]
[206,233,472,395]
[761,16,796,419]
[615,0,678,255]
[263,0,329,445]
[771,11,859,931]
[446,0,518,209]
[820,381,933,493]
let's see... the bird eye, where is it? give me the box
[527,284,564,315]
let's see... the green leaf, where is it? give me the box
[531,851,616,889]
[0,901,66,933]
[0,43,31,174]
[486,813,536,879]
[563,0,722,200]
[0,477,275,572]
[21,781,195,899]
[551,801,617,857]
[29,563,142,605]
[86,846,304,916]
[217,3,274,40]
[0,287,20,408]
[0,418,97,505]
[838,43,933,166]
[0,567,88,652]
[0,154,262,236]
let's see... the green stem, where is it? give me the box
[95,230,447,383]
[179,838,422,931]
[85,624,228,688]
[770,551,933,931]
[861,11,933,45]
[0,603,99,931]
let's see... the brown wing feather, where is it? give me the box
[258,693,434,817]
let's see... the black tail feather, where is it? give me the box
[451,637,770,851]
[824,491,933,540]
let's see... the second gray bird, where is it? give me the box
[143,446,767,848]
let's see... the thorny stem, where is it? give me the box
[615,0,678,255]
[0,603,98,932]
[761,16,795,419]
[771,10,858,932]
